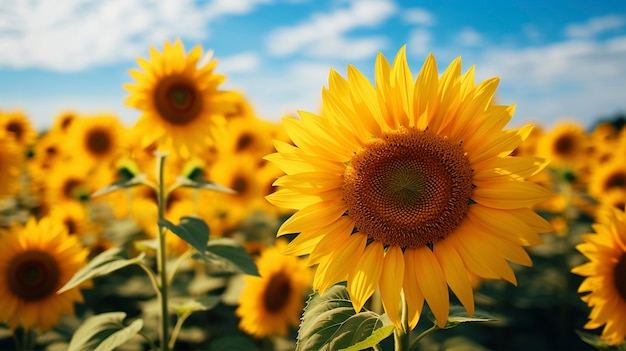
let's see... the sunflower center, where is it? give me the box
[7,250,61,301]
[614,253,626,302]
[232,175,249,194]
[85,128,112,156]
[236,133,254,153]
[154,75,203,125]
[554,135,576,157]
[342,128,473,249]
[6,121,24,141]
[62,178,90,202]
[262,271,292,313]
[64,218,78,235]
[604,172,626,192]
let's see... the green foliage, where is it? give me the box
[428,306,497,330]
[159,216,210,257]
[177,176,236,194]
[91,174,147,198]
[296,284,394,351]
[576,330,626,351]
[170,295,221,315]
[67,312,143,351]
[58,247,145,294]
[192,238,260,276]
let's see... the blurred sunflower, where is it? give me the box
[572,207,626,345]
[537,122,587,168]
[218,115,275,158]
[47,202,93,238]
[124,39,234,157]
[266,48,552,328]
[68,115,126,165]
[45,166,92,205]
[236,240,311,338]
[0,217,88,331]
[589,156,626,202]
[52,111,78,133]
[0,133,23,199]
[0,111,37,149]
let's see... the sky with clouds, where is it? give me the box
[0,0,625,131]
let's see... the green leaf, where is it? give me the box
[296,284,395,351]
[67,312,143,351]
[428,305,497,330]
[576,330,626,350]
[193,238,259,276]
[91,174,147,198]
[58,248,145,294]
[159,216,210,257]
[177,176,236,194]
[170,295,221,315]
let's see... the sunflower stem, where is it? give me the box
[156,152,171,351]
[409,324,438,351]
[394,293,410,351]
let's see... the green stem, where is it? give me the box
[394,293,410,351]
[137,261,161,297]
[138,330,159,351]
[408,324,438,351]
[169,311,192,350]
[167,249,193,286]
[156,152,170,351]
[21,328,35,351]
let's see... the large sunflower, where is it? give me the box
[236,240,312,338]
[0,217,88,331]
[124,39,234,157]
[265,48,552,328]
[571,207,626,345]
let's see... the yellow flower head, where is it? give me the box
[0,217,89,331]
[0,110,37,148]
[236,240,312,338]
[572,207,626,345]
[124,39,235,157]
[67,115,126,166]
[266,47,552,329]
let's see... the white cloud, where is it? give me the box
[565,14,626,38]
[0,0,272,72]
[474,35,626,127]
[456,27,482,46]
[218,52,261,73]
[265,0,397,59]
[407,28,431,55]
[401,8,435,26]
[204,0,272,20]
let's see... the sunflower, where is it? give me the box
[217,115,275,158]
[571,207,626,345]
[0,110,37,149]
[537,122,587,168]
[124,39,235,157]
[589,156,626,201]
[0,217,88,331]
[236,240,312,338]
[44,165,93,206]
[68,115,126,166]
[52,111,78,133]
[47,201,93,238]
[265,48,552,328]
[0,132,23,199]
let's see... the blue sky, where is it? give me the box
[0,0,625,131]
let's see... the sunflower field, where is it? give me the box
[0,40,625,351]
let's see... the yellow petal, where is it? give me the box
[379,245,405,328]
[306,216,356,265]
[403,248,425,329]
[412,246,449,328]
[472,179,552,209]
[314,233,368,294]
[434,239,475,316]
[277,199,347,235]
[347,242,384,312]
